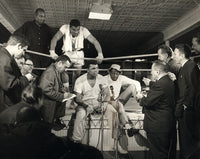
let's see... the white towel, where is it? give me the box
[61,25,84,52]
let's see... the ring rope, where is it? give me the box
[26,49,200,61]
[26,49,158,60]
[103,54,158,60]
[33,67,151,72]
[190,54,200,59]
[26,50,51,58]
[26,50,95,60]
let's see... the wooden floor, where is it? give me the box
[52,98,149,152]
[52,97,181,159]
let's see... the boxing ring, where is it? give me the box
[26,49,196,158]
[25,49,155,157]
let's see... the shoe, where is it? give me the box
[117,142,128,154]
[52,119,66,131]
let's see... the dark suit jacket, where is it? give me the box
[175,59,200,158]
[39,64,64,123]
[176,59,200,115]
[0,47,29,112]
[140,75,175,133]
[14,20,52,55]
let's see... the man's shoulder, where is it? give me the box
[185,59,196,66]
[0,47,11,61]
[118,74,127,78]
[80,26,90,35]
[103,74,125,82]
[41,64,56,76]
[80,26,87,30]
[97,74,104,78]
[45,64,54,71]
[77,73,87,81]
[42,23,51,29]
[103,74,110,80]
[62,24,69,27]
[80,26,85,28]
[74,74,87,88]
[159,75,171,82]
[158,75,174,88]
[117,74,130,81]
[183,60,197,72]
[60,24,69,30]
[22,21,35,26]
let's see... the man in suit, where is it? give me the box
[173,44,200,159]
[157,44,179,159]
[39,55,72,130]
[136,60,175,159]
[0,35,34,113]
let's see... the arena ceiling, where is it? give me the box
[0,0,200,57]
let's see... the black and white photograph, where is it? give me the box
[0,0,200,159]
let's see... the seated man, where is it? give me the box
[21,55,39,82]
[21,55,34,76]
[105,64,141,105]
[39,55,73,130]
[72,61,114,143]
[105,64,141,125]
[104,64,141,153]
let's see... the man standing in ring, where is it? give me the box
[50,19,104,86]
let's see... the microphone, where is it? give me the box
[98,84,103,106]
[98,84,103,101]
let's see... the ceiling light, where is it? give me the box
[88,2,113,20]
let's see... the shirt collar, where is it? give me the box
[181,59,188,67]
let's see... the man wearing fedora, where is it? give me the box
[104,64,141,154]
